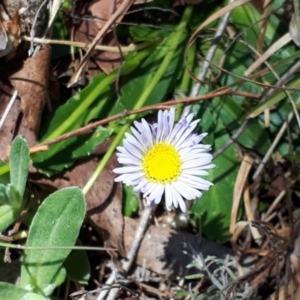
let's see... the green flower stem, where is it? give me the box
[82,124,128,195]
[175,42,196,121]
[83,5,194,195]
[44,45,157,142]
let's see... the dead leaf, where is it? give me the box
[0,82,36,161]
[10,44,51,134]
[72,0,130,74]
[93,32,124,74]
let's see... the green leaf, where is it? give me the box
[0,204,22,232]
[33,84,113,175]
[0,183,8,205]
[9,136,30,204]
[215,96,271,156]
[50,267,67,292]
[246,76,300,118]
[6,184,21,209]
[123,185,139,217]
[228,2,297,84]
[40,73,109,141]
[64,240,90,284]
[20,187,86,297]
[0,144,26,231]
[33,45,158,176]
[129,26,160,42]
[108,29,187,126]
[0,282,48,300]
[191,109,238,242]
[33,127,113,176]
[231,3,284,49]
[42,45,157,143]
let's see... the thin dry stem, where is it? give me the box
[182,0,234,117]
[30,88,255,153]
[22,36,149,53]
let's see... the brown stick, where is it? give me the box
[30,88,259,152]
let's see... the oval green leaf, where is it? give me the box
[0,282,48,300]
[9,136,30,206]
[20,187,86,297]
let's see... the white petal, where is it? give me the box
[192,132,208,144]
[131,127,148,151]
[181,152,210,162]
[182,155,213,165]
[161,111,170,140]
[181,169,209,176]
[154,197,162,204]
[114,174,128,183]
[170,183,186,212]
[173,120,199,149]
[113,166,142,174]
[166,120,185,144]
[133,178,148,192]
[180,174,213,190]
[178,113,194,127]
[125,133,145,152]
[134,119,154,148]
[133,120,143,133]
[157,110,163,127]
[164,184,173,211]
[172,180,194,199]
[123,140,143,159]
[185,113,194,124]
[141,119,153,146]
[179,144,211,157]
[168,108,176,133]
[130,126,141,140]
[155,112,163,142]
[169,186,178,208]
[150,184,164,203]
[143,182,159,201]
[156,109,170,143]
[127,172,145,182]
[196,163,215,170]
[173,129,194,149]
[116,146,127,154]
[117,157,141,165]
[116,147,143,162]
[178,181,203,190]
[174,180,201,200]
[169,122,187,145]
[183,159,213,169]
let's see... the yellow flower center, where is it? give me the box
[142,143,182,183]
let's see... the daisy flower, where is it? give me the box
[113,108,215,212]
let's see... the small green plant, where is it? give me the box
[176,254,255,300]
[0,136,86,299]
[0,136,30,232]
